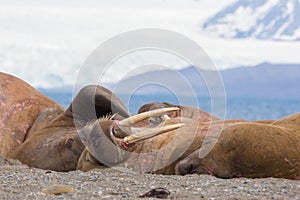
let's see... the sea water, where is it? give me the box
[41,91,300,121]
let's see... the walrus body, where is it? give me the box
[77,118,248,174]
[0,72,62,157]
[76,101,223,172]
[77,104,300,180]
[11,84,131,172]
[0,72,131,171]
[11,112,85,171]
[0,72,84,171]
[175,113,300,180]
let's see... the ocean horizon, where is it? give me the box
[41,90,300,121]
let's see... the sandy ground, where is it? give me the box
[0,156,299,200]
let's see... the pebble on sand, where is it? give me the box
[42,184,74,195]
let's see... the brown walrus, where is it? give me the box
[76,101,221,172]
[175,112,300,180]
[11,84,132,171]
[0,72,63,157]
[77,103,300,180]
[76,116,246,173]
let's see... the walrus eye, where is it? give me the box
[65,138,74,149]
[148,117,162,126]
[112,126,117,137]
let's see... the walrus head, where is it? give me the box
[79,107,185,167]
[64,85,184,167]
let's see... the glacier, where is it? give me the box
[203,0,300,41]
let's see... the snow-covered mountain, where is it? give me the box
[202,0,300,41]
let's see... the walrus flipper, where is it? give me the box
[65,85,130,122]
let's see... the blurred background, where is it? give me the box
[1,0,300,119]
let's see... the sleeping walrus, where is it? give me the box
[0,72,184,171]
[10,84,134,172]
[176,112,300,180]
[1,72,299,180]
[0,72,62,157]
[77,103,300,180]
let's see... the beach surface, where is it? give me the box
[0,155,299,199]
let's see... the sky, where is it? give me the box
[1,0,300,88]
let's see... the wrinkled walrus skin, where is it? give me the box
[0,72,131,171]
[11,84,131,172]
[76,101,223,172]
[175,112,300,180]
[77,118,249,174]
[0,72,63,157]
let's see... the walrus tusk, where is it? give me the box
[123,123,185,144]
[118,107,179,126]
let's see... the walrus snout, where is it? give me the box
[77,108,185,169]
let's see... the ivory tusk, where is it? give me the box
[119,107,179,126]
[123,123,185,144]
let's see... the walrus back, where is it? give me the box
[0,72,63,157]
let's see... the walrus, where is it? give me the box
[2,73,181,172]
[76,116,251,173]
[175,112,300,180]
[11,84,134,171]
[77,104,300,180]
[76,101,223,172]
[0,72,62,157]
